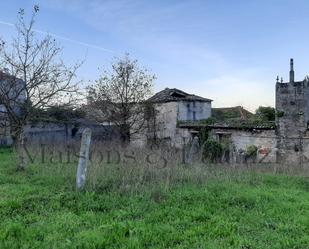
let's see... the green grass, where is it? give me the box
[0,148,309,248]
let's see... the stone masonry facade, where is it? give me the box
[276,59,309,164]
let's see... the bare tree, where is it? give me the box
[0,6,81,169]
[87,55,155,143]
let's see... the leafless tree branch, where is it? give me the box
[87,55,155,143]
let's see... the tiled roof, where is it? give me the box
[178,120,276,130]
[212,106,253,120]
[148,88,212,103]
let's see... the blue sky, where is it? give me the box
[0,0,309,111]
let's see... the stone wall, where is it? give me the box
[156,102,178,139]
[276,80,309,163]
[156,101,210,145]
[24,123,71,145]
[154,102,192,147]
[177,101,211,121]
[138,101,194,148]
[211,128,277,163]
[298,137,309,163]
[23,121,119,145]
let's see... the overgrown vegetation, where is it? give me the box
[202,139,223,163]
[255,106,276,121]
[198,127,210,145]
[1,147,309,248]
[198,128,230,163]
[245,144,258,157]
[180,106,276,129]
[212,106,253,121]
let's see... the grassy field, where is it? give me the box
[0,147,309,248]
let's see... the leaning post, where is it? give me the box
[76,128,92,191]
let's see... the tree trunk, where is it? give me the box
[120,124,130,146]
[11,127,27,171]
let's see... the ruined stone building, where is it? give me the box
[141,86,277,163]
[143,88,212,147]
[142,59,309,164]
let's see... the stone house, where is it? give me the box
[143,88,212,147]
[141,87,277,163]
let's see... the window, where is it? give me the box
[193,111,196,121]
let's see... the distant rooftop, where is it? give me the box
[148,88,212,103]
[212,106,253,120]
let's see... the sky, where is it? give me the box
[0,0,309,111]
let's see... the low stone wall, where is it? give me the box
[278,136,309,165]
[210,128,277,163]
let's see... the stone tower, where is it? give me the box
[276,59,309,163]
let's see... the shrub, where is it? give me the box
[255,106,276,121]
[245,145,258,158]
[202,139,223,163]
[198,127,210,146]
